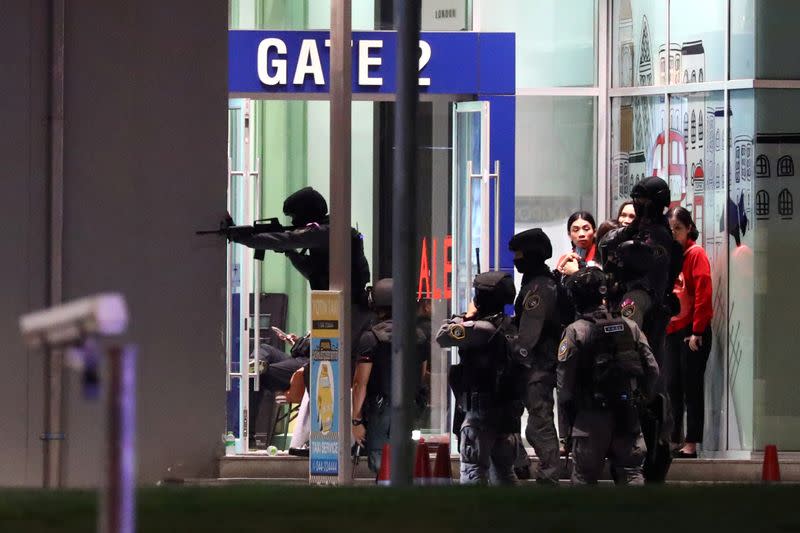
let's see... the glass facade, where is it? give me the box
[228,0,800,455]
[612,0,665,87]
[477,0,598,87]
[669,0,726,84]
[751,90,800,449]
[516,96,597,267]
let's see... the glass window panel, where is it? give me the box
[664,93,727,451]
[755,2,800,79]
[749,90,800,450]
[612,0,666,87]
[479,0,597,87]
[730,0,755,79]
[610,95,665,214]
[728,89,755,451]
[516,96,596,270]
[668,0,726,84]
[230,0,376,30]
[515,96,595,447]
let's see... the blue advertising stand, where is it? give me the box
[309,291,343,483]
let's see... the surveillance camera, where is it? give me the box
[19,293,128,348]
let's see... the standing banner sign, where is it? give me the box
[309,291,343,482]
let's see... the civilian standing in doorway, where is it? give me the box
[665,207,713,458]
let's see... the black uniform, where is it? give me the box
[512,269,561,483]
[599,177,683,483]
[508,228,562,484]
[437,271,522,485]
[437,313,523,484]
[236,223,370,305]
[558,305,659,484]
[355,318,428,473]
[355,320,393,473]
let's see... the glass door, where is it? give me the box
[226,98,261,454]
[449,100,500,446]
[451,101,499,315]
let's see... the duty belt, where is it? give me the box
[460,392,497,412]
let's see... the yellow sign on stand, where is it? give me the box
[309,291,342,482]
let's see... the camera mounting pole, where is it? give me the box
[20,293,134,533]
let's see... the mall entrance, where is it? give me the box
[224,95,512,454]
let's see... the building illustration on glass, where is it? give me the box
[779,188,794,219]
[619,0,634,87]
[755,133,800,223]
[756,189,770,220]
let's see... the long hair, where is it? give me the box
[566,211,597,251]
[616,200,634,220]
[667,206,700,241]
[595,219,619,244]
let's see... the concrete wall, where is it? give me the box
[0,2,227,486]
[0,0,49,487]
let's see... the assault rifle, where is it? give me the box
[196,213,298,261]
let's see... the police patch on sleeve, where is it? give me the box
[620,298,636,318]
[557,339,569,361]
[448,324,466,340]
[523,291,541,311]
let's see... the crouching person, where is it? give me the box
[557,267,659,485]
[436,271,524,485]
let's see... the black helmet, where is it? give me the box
[508,228,553,261]
[565,266,607,310]
[631,176,670,216]
[370,278,393,308]
[473,271,516,315]
[283,187,328,226]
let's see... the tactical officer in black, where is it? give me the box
[436,271,522,485]
[233,187,373,449]
[599,176,683,482]
[558,267,659,484]
[232,186,372,309]
[352,278,427,474]
[507,228,562,484]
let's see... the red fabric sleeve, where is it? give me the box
[688,247,713,334]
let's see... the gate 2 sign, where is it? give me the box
[229,31,515,96]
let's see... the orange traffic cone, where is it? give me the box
[762,444,781,482]
[413,441,431,485]
[376,442,391,486]
[432,443,452,485]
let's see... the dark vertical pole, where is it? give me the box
[44,0,65,489]
[330,0,353,483]
[100,345,136,533]
[390,0,420,486]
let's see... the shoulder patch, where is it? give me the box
[620,298,636,318]
[557,339,569,361]
[523,291,541,311]
[448,324,466,340]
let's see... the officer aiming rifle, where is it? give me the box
[196,213,300,261]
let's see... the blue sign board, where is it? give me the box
[229,30,514,95]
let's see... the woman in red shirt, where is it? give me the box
[665,207,713,458]
[556,211,597,277]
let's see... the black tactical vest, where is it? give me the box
[459,315,523,401]
[307,227,371,304]
[361,322,390,402]
[579,311,644,408]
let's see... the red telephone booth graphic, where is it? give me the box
[650,130,688,208]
